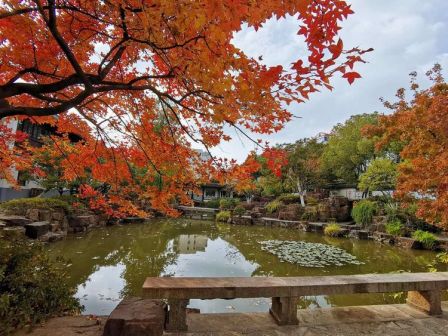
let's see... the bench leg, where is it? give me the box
[166,299,189,331]
[270,297,299,325]
[407,290,442,315]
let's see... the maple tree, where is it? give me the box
[369,65,448,228]
[0,0,370,215]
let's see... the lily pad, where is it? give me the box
[260,240,364,268]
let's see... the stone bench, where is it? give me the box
[142,272,448,331]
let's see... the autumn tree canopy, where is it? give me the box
[0,0,370,215]
[370,65,448,228]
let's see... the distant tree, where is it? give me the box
[358,158,397,195]
[321,113,379,185]
[282,138,326,206]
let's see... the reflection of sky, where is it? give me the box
[162,238,272,313]
[76,264,125,315]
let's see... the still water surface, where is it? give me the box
[47,219,445,315]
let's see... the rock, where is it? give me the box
[38,210,52,221]
[52,211,65,221]
[69,215,94,230]
[121,217,146,224]
[25,221,50,239]
[372,231,394,244]
[2,226,26,235]
[298,221,312,232]
[50,223,60,232]
[309,223,324,232]
[0,215,32,226]
[103,297,166,336]
[395,237,422,249]
[26,208,40,221]
[348,230,370,240]
[232,216,252,226]
[39,231,67,242]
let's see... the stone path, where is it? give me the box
[13,303,448,336]
[178,303,448,336]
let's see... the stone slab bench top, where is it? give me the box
[143,272,448,300]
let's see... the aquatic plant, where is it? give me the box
[324,223,342,237]
[260,240,364,268]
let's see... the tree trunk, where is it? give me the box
[297,178,306,207]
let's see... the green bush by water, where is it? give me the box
[412,230,437,249]
[385,220,404,236]
[233,205,246,216]
[219,198,240,210]
[0,232,81,335]
[0,197,70,216]
[351,200,376,227]
[276,194,301,204]
[266,200,284,214]
[324,223,342,237]
[216,210,231,222]
[203,199,220,208]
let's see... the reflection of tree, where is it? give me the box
[48,219,441,310]
[47,219,216,298]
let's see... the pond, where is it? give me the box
[47,218,446,316]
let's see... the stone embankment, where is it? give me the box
[0,208,114,242]
[179,205,448,252]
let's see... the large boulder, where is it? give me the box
[278,204,304,221]
[395,236,422,249]
[0,215,31,227]
[25,221,50,239]
[103,298,166,336]
[68,215,96,232]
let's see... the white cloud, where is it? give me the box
[208,0,448,162]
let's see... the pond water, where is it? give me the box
[47,219,447,316]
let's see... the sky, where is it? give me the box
[207,0,448,162]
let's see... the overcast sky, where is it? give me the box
[206,0,448,162]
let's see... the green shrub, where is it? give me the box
[232,205,246,216]
[0,197,70,216]
[412,230,437,250]
[216,210,231,222]
[385,220,404,236]
[351,200,377,227]
[384,202,400,221]
[305,196,318,205]
[324,223,342,237]
[301,206,319,221]
[203,199,220,209]
[0,232,81,334]
[276,194,301,204]
[219,198,240,210]
[265,200,284,214]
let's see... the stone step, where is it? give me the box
[25,221,50,239]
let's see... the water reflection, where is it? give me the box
[47,219,446,315]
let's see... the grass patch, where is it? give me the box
[0,197,70,216]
